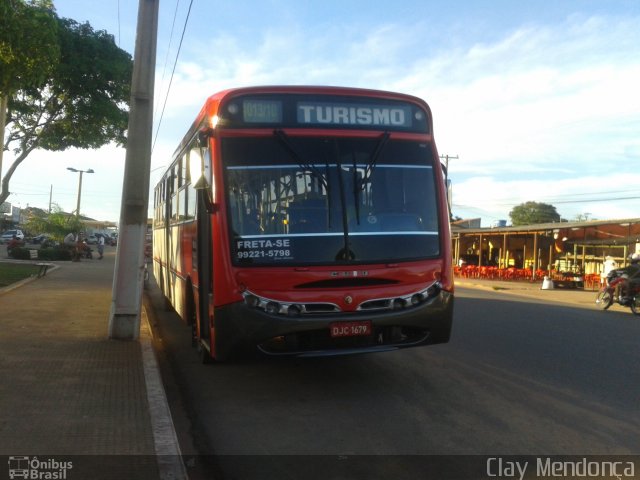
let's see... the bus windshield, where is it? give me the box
[223,135,440,265]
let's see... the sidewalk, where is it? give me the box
[0,247,186,479]
[455,276,601,308]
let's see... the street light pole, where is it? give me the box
[67,167,94,217]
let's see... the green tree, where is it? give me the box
[24,203,84,241]
[0,13,132,206]
[509,201,561,226]
[0,0,59,94]
[573,213,595,222]
[0,0,60,187]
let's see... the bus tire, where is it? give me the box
[158,271,173,311]
[163,295,173,312]
[184,282,199,347]
[184,280,196,326]
[191,324,198,348]
[198,341,214,364]
[631,296,640,316]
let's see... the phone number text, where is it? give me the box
[237,249,292,259]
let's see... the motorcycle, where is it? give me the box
[83,245,93,259]
[595,270,640,315]
[75,241,93,260]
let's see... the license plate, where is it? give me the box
[329,321,372,338]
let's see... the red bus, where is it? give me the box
[153,86,453,362]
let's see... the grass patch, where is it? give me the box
[0,263,40,287]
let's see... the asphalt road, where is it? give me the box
[145,282,640,479]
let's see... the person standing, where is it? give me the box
[63,232,76,247]
[6,235,21,257]
[97,234,105,260]
[601,255,617,286]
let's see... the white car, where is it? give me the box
[85,234,98,245]
[1,229,25,243]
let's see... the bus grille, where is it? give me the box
[258,326,430,355]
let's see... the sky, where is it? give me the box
[3,0,640,227]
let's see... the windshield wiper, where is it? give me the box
[353,132,390,225]
[274,130,328,188]
[273,130,333,228]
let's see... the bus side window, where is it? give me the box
[178,188,187,221]
[180,155,188,188]
[186,183,197,220]
[174,161,181,192]
[170,169,177,223]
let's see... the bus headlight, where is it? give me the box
[392,298,407,309]
[411,293,425,305]
[245,294,260,308]
[265,301,281,315]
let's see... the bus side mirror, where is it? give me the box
[190,147,212,190]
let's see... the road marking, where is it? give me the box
[141,307,189,480]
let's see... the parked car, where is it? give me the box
[32,233,49,244]
[1,229,25,243]
[41,238,59,248]
[95,233,115,246]
[85,234,99,245]
[31,234,59,248]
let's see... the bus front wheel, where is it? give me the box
[197,340,214,364]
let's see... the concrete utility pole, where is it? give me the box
[108,0,159,340]
[439,154,458,216]
[0,96,7,187]
[439,154,458,173]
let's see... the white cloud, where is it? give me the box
[4,145,126,222]
[150,12,640,226]
[6,8,639,226]
[453,174,640,223]
[413,16,640,177]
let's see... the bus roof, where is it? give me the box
[174,85,434,160]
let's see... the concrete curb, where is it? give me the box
[0,261,60,296]
[456,279,599,308]
[141,307,189,480]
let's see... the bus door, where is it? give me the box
[161,175,173,304]
[190,141,215,359]
[195,189,213,349]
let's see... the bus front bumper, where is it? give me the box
[212,290,453,359]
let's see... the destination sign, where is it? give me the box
[243,99,282,123]
[297,102,412,128]
[223,94,428,132]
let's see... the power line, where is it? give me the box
[543,188,640,199]
[454,189,640,208]
[153,0,182,124]
[151,0,194,154]
[550,195,640,205]
[117,0,121,46]
[453,193,640,218]
[486,195,640,207]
